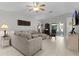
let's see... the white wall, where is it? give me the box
[66,17,73,35]
[0,10,40,31]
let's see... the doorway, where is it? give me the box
[51,24,57,37]
[50,23,64,37]
[56,23,64,37]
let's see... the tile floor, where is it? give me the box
[35,36,79,56]
[0,46,23,56]
[0,36,79,56]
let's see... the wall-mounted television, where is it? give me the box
[17,20,31,26]
[75,10,79,25]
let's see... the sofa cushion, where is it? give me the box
[20,32,32,39]
[32,34,39,38]
[27,30,38,34]
[14,31,22,36]
[14,31,32,40]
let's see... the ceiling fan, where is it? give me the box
[26,2,45,12]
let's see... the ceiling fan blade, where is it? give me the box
[33,2,39,7]
[29,9,33,11]
[40,8,45,11]
[35,10,39,13]
[40,4,45,7]
[26,5,32,7]
[36,2,39,5]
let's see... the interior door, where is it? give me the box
[51,24,57,36]
[44,23,50,35]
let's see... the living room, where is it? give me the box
[0,1,79,57]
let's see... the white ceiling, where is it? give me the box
[0,2,79,19]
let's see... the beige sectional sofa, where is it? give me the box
[26,30,49,40]
[11,31,42,56]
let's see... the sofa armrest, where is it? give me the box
[27,37,42,55]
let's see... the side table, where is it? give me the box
[0,36,11,48]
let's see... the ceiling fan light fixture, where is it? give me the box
[27,2,45,12]
[33,7,40,11]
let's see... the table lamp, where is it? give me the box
[1,24,8,37]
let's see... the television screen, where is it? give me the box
[76,13,79,25]
[17,20,31,26]
[75,10,79,25]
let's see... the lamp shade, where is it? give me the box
[1,24,8,29]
